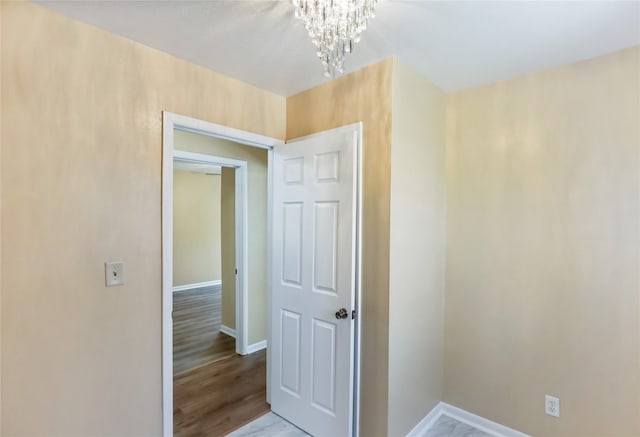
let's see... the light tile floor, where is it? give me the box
[226,412,310,437]
[423,415,491,437]
[226,412,489,437]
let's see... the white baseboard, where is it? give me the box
[172,280,221,293]
[247,340,267,354]
[406,403,444,437]
[408,402,530,437]
[220,324,236,338]
[441,403,530,437]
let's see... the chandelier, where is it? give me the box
[292,0,378,78]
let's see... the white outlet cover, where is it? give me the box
[545,394,560,418]
[105,261,125,287]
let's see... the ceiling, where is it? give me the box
[35,0,640,96]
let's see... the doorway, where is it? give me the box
[171,159,232,374]
[172,150,251,357]
[172,150,270,435]
[162,113,278,436]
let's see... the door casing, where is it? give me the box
[162,112,279,437]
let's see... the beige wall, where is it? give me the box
[388,59,446,436]
[173,170,221,287]
[4,2,637,435]
[444,46,640,436]
[174,131,268,345]
[0,2,284,435]
[287,59,394,436]
[0,3,3,430]
[220,167,236,330]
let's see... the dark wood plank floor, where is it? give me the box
[173,285,269,436]
[174,349,270,437]
[173,285,236,374]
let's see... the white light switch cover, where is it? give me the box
[105,261,124,287]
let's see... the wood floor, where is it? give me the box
[173,285,269,436]
[174,349,270,437]
[173,285,235,374]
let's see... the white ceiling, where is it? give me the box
[35,0,640,96]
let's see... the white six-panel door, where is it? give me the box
[271,124,360,436]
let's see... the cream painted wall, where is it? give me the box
[221,167,236,330]
[174,131,268,345]
[0,2,284,435]
[444,46,640,436]
[287,59,394,436]
[388,59,446,436]
[172,170,221,287]
[4,2,637,435]
[0,3,3,430]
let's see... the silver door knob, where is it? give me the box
[335,308,349,319]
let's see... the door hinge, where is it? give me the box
[235,268,238,275]
[352,310,356,320]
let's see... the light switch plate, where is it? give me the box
[105,262,124,287]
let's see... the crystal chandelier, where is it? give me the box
[292,0,378,78]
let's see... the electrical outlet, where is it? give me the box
[105,261,124,287]
[545,395,560,417]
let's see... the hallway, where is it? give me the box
[173,285,235,374]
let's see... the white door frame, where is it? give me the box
[173,150,248,354]
[162,112,280,437]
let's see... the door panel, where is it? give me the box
[280,310,302,396]
[271,124,359,437]
[282,202,303,286]
[311,318,337,414]
[313,201,339,294]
